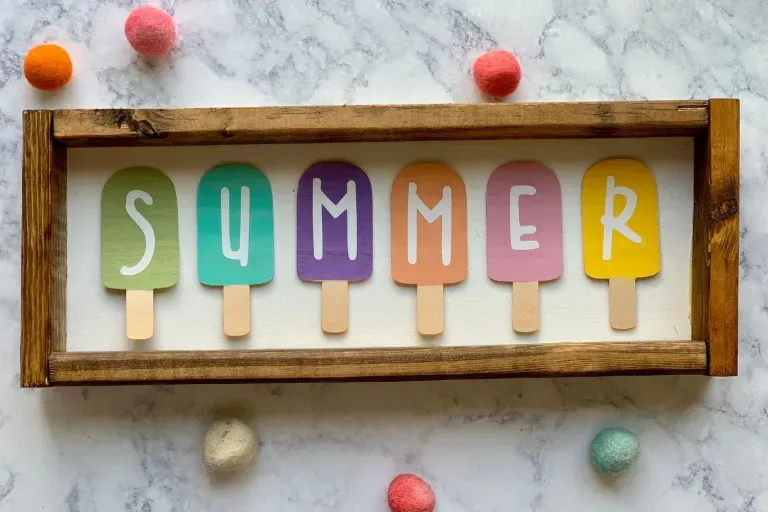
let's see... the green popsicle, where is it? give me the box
[101,167,179,340]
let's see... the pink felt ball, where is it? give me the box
[473,50,522,98]
[387,474,435,512]
[124,6,176,57]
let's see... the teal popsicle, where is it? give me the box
[197,163,275,336]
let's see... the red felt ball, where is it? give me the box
[124,6,176,57]
[387,474,435,512]
[473,50,522,98]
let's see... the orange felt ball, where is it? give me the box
[473,50,522,98]
[24,44,72,91]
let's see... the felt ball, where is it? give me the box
[23,44,72,91]
[472,50,522,98]
[202,418,257,473]
[124,6,176,57]
[387,474,435,512]
[590,427,639,476]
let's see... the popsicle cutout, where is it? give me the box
[487,162,563,333]
[198,163,274,337]
[297,161,373,334]
[101,167,179,340]
[391,163,467,335]
[582,158,660,330]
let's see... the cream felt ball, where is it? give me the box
[202,418,257,473]
[472,50,522,98]
[124,6,176,57]
[387,474,435,512]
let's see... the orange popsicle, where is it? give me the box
[391,163,467,335]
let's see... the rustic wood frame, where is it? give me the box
[20,99,739,387]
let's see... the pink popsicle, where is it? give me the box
[486,161,563,332]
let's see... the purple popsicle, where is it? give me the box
[296,161,373,333]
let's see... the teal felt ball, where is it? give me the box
[590,427,639,476]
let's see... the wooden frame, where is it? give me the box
[20,99,739,387]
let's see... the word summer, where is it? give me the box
[100,158,660,339]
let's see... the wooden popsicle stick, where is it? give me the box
[417,284,443,335]
[223,285,251,337]
[321,280,348,334]
[126,289,153,340]
[609,277,637,330]
[512,281,539,333]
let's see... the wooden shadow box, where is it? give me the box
[20,99,738,387]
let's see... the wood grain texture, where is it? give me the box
[417,284,443,336]
[53,101,709,147]
[223,285,250,337]
[126,289,153,340]
[321,280,348,334]
[49,341,708,384]
[21,110,67,387]
[691,135,710,345]
[512,281,539,333]
[609,277,637,330]
[705,99,740,376]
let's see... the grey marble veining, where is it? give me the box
[0,0,766,510]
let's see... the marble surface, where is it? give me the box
[0,0,765,510]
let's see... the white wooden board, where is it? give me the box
[67,138,693,351]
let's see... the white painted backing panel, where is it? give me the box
[66,138,692,351]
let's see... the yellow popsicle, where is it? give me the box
[582,158,660,329]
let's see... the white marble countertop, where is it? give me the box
[0,0,765,510]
